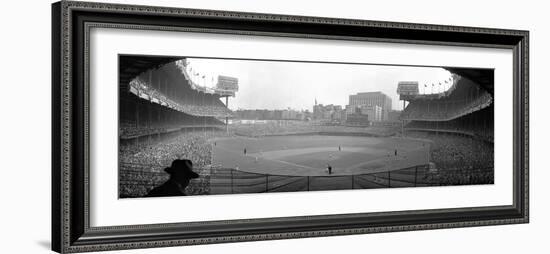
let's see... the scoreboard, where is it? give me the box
[216,75,239,96]
[397,81,419,95]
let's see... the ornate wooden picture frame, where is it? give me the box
[52,1,528,253]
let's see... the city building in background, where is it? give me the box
[359,104,382,122]
[233,108,308,121]
[313,102,344,123]
[345,109,370,127]
[348,92,392,121]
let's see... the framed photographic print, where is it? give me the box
[52,1,529,253]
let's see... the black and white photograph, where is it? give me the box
[39,0,537,253]
[118,55,494,198]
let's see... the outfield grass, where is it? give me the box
[212,135,430,176]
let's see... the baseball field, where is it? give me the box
[212,134,430,177]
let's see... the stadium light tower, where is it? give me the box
[396,81,420,138]
[225,95,229,133]
[402,99,405,137]
[215,75,239,133]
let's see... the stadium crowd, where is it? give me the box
[129,77,233,118]
[120,131,221,168]
[119,117,224,139]
[401,92,492,121]
[406,131,494,185]
[405,117,494,142]
[120,60,239,197]
[425,168,494,185]
[429,134,493,170]
[119,130,231,197]
[119,122,166,139]
[230,120,399,137]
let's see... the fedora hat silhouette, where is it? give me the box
[164,159,199,179]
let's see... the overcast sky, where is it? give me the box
[186,58,452,111]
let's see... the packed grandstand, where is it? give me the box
[400,69,494,185]
[119,59,232,140]
[118,56,494,198]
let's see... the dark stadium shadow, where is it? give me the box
[145,159,199,197]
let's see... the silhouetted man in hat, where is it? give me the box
[146,159,199,197]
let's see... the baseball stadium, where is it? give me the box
[118,55,494,198]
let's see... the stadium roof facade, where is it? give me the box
[445,67,493,95]
[119,55,183,91]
